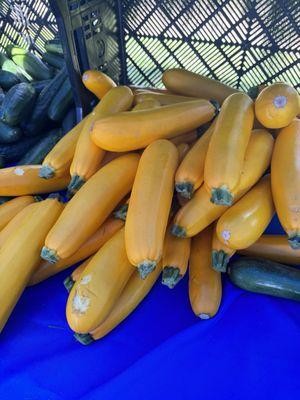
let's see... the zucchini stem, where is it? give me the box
[40,246,59,264]
[162,266,182,289]
[171,224,187,238]
[113,204,128,221]
[67,175,86,198]
[199,313,211,320]
[137,260,156,280]
[212,250,230,273]
[39,165,55,179]
[210,187,233,206]
[288,234,300,250]
[63,276,75,292]
[175,182,194,199]
[74,332,94,345]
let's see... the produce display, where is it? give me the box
[0,59,299,345]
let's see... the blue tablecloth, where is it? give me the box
[1,215,300,400]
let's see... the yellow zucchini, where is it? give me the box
[212,224,236,272]
[125,140,178,278]
[0,195,35,231]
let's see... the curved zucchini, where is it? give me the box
[0,70,20,90]
[228,257,300,301]
[17,129,64,165]
[0,121,22,144]
[42,52,65,70]
[48,78,73,121]
[0,83,36,126]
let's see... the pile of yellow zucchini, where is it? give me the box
[0,68,299,344]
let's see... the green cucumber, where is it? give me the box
[17,128,64,165]
[45,39,63,56]
[0,70,20,90]
[0,83,36,126]
[228,257,300,302]
[0,52,30,81]
[62,108,77,134]
[0,87,4,106]
[31,80,52,94]
[0,135,41,161]
[8,46,53,81]
[48,78,73,121]
[25,67,67,135]
[0,121,22,143]
[42,52,65,70]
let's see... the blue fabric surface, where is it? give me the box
[1,215,300,400]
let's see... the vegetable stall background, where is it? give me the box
[0,0,300,399]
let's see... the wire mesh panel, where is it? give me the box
[121,0,300,91]
[0,0,58,55]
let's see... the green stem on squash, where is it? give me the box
[175,182,194,200]
[39,165,55,179]
[162,266,182,289]
[137,260,156,280]
[171,224,187,238]
[288,234,300,250]
[74,332,94,345]
[212,250,230,273]
[67,175,85,199]
[41,246,59,264]
[113,204,128,221]
[210,187,233,206]
[63,276,75,292]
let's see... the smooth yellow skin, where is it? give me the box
[30,217,123,285]
[212,226,236,258]
[162,68,239,104]
[132,99,161,110]
[170,130,198,146]
[271,119,300,239]
[91,100,215,151]
[44,153,140,260]
[0,198,63,332]
[177,143,190,163]
[66,228,135,334]
[42,116,88,177]
[173,129,274,237]
[70,257,92,283]
[125,140,178,269]
[255,83,299,129]
[0,165,70,196]
[239,235,300,265]
[0,196,35,231]
[70,86,134,181]
[175,120,216,194]
[90,264,162,340]
[217,175,274,250]
[162,226,191,276]
[204,92,254,197]
[189,226,222,319]
[82,70,117,100]
[134,92,198,105]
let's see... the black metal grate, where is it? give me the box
[0,0,58,55]
[121,0,300,91]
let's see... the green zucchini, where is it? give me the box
[0,70,20,90]
[0,52,30,81]
[45,39,63,56]
[0,135,40,161]
[31,80,52,94]
[17,128,64,165]
[0,121,22,143]
[0,83,36,126]
[48,78,73,121]
[228,257,300,302]
[25,67,67,135]
[0,87,4,106]
[62,108,77,134]
[42,52,65,70]
[9,46,53,81]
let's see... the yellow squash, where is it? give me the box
[42,153,139,263]
[175,120,216,199]
[64,257,93,292]
[0,196,63,332]
[170,130,198,146]
[177,143,190,163]
[66,228,135,334]
[40,116,88,179]
[30,216,124,286]
[162,226,191,289]
[82,70,116,99]
[172,129,274,237]
[216,175,274,250]
[162,69,239,104]
[271,119,300,248]
[255,83,299,129]
[189,226,222,319]
[68,86,134,196]
[212,224,236,273]
[91,100,216,151]
[204,93,254,205]
[0,165,70,196]
[239,235,300,265]
[134,92,198,105]
[74,264,162,344]
[132,99,161,110]
[125,140,178,279]
[0,195,35,231]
